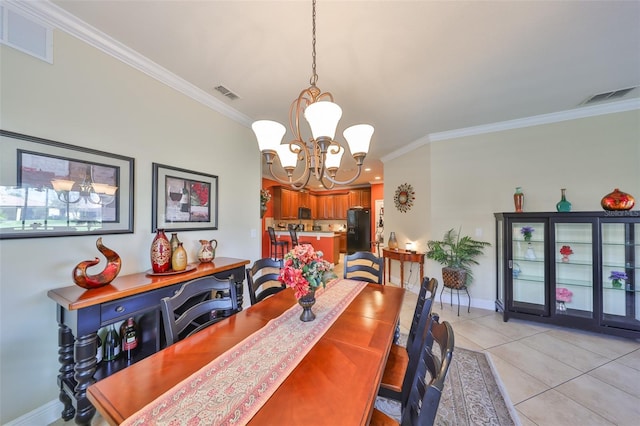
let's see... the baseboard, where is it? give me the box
[5,399,62,426]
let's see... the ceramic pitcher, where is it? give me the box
[197,239,217,263]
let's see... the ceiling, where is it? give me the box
[48,0,640,187]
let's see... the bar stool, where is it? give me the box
[268,227,289,260]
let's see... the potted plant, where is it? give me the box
[426,228,491,288]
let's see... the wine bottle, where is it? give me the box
[120,317,139,361]
[103,324,120,362]
[95,333,103,365]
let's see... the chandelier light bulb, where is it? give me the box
[343,124,373,156]
[324,145,344,169]
[252,120,286,152]
[303,101,342,141]
[275,144,299,169]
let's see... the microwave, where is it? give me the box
[298,207,312,219]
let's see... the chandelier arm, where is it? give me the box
[321,164,364,186]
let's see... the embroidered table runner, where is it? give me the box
[122,278,368,426]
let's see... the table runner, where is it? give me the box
[122,278,368,426]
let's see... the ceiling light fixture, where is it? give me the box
[252,0,373,190]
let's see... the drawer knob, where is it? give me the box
[115,306,125,313]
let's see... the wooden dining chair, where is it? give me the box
[246,258,285,305]
[378,278,438,405]
[343,251,384,284]
[160,276,238,346]
[370,319,455,426]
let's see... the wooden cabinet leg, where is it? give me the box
[57,324,75,421]
[73,333,98,425]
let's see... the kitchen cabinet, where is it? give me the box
[495,211,639,339]
[338,232,347,253]
[272,187,297,219]
[348,188,371,209]
[334,194,349,220]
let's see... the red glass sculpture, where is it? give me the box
[601,188,635,211]
[73,237,122,289]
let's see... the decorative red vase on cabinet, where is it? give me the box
[601,188,635,211]
[150,229,171,273]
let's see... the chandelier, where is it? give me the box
[51,164,118,206]
[252,0,373,190]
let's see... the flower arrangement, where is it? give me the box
[559,245,573,262]
[279,244,337,299]
[260,188,271,205]
[556,287,573,303]
[520,226,534,242]
[608,271,627,288]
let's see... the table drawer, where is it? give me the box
[101,285,180,323]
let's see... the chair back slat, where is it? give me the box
[246,258,285,305]
[161,276,238,346]
[406,277,437,352]
[343,251,384,284]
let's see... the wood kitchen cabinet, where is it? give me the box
[348,188,371,208]
[272,187,296,219]
[334,194,349,220]
[339,232,347,253]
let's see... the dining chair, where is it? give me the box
[246,258,285,305]
[268,226,289,260]
[343,251,384,284]
[370,319,455,426]
[289,228,300,247]
[378,278,438,405]
[160,275,238,346]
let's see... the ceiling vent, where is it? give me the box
[580,87,637,105]
[214,85,240,101]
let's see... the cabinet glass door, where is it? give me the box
[511,221,547,315]
[601,222,640,331]
[554,222,593,318]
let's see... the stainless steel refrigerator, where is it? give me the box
[347,208,371,254]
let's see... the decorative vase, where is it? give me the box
[260,203,267,219]
[514,187,524,213]
[197,239,217,263]
[72,237,122,289]
[612,279,623,289]
[601,188,635,211]
[388,232,398,250]
[170,233,180,256]
[298,289,316,322]
[512,262,521,278]
[150,229,171,273]
[525,243,536,260]
[561,255,570,263]
[556,188,572,212]
[171,242,188,271]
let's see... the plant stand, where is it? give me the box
[440,284,471,316]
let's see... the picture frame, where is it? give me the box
[0,130,135,239]
[152,163,218,232]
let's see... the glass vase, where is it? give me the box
[388,232,398,250]
[556,188,572,212]
[514,187,524,213]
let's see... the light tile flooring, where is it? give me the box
[397,289,640,426]
[55,257,640,425]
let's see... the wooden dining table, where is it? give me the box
[87,281,405,425]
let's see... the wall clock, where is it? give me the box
[394,183,415,213]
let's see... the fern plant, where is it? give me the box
[426,228,491,285]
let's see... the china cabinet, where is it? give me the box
[495,211,639,339]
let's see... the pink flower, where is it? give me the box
[556,287,573,303]
[278,244,336,298]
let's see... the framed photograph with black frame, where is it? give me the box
[0,130,135,239]
[152,163,218,232]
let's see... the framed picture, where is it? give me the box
[152,163,218,232]
[0,130,134,239]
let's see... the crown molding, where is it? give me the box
[383,97,640,162]
[8,0,253,127]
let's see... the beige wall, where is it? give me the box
[0,31,261,422]
[384,110,640,305]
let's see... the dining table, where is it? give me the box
[87,278,405,425]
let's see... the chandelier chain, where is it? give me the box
[309,0,318,87]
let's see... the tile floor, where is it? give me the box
[55,257,640,425]
[397,288,640,426]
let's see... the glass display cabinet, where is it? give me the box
[495,211,639,339]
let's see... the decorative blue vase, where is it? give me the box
[556,188,572,212]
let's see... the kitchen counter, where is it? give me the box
[268,231,341,264]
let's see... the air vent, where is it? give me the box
[214,85,240,100]
[580,87,637,105]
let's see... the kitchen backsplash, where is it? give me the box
[264,218,347,232]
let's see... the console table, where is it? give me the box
[382,248,425,288]
[47,257,249,426]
